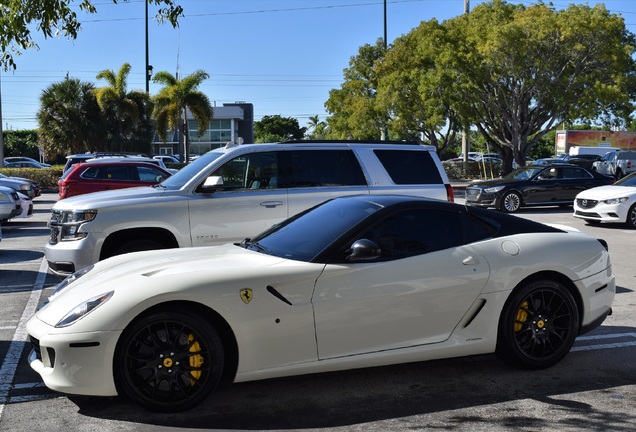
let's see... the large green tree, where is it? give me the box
[37,77,106,158]
[95,63,152,153]
[152,70,213,162]
[0,0,182,70]
[376,19,461,152]
[325,39,388,140]
[445,0,636,172]
[254,115,306,142]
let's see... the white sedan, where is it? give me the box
[574,172,636,228]
[27,195,615,412]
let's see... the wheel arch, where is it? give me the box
[114,300,239,383]
[100,227,179,260]
[502,270,584,330]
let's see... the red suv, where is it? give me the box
[58,159,172,199]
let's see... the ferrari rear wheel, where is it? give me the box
[499,191,522,213]
[497,279,579,369]
[114,309,224,412]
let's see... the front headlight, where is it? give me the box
[38,265,94,311]
[484,186,506,194]
[602,197,629,205]
[56,291,114,328]
[53,209,98,241]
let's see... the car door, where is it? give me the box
[312,208,491,359]
[525,167,562,204]
[188,151,289,246]
[558,166,598,200]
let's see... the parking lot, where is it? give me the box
[1,192,636,431]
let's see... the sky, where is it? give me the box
[2,0,636,132]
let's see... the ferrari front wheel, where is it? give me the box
[114,309,224,412]
[497,279,579,369]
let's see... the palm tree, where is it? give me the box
[37,77,106,158]
[151,70,213,162]
[95,63,151,152]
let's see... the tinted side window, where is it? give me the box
[362,209,463,261]
[561,167,591,179]
[212,151,279,190]
[137,166,168,182]
[374,150,442,184]
[280,150,366,188]
[80,166,130,180]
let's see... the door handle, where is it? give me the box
[260,201,283,208]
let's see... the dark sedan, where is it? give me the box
[465,163,614,212]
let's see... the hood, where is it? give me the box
[35,244,292,326]
[469,177,513,188]
[577,184,636,199]
[54,185,169,210]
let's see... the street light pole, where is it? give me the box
[145,1,150,93]
[461,0,471,161]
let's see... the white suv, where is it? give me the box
[45,141,452,275]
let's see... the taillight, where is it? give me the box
[445,184,455,202]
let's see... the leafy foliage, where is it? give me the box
[36,77,106,158]
[254,115,306,142]
[2,130,41,161]
[152,70,213,162]
[0,0,182,70]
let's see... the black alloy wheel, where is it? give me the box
[497,279,579,369]
[115,309,224,412]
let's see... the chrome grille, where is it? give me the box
[576,198,599,209]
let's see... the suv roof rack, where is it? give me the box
[281,140,421,146]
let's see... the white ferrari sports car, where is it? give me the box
[574,171,636,228]
[27,195,615,412]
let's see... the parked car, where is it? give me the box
[0,185,21,224]
[45,140,453,276]
[465,163,615,213]
[15,192,33,218]
[3,156,51,167]
[4,160,50,168]
[153,154,180,164]
[0,172,38,199]
[591,150,636,179]
[28,194,615,412]
[573,171,636,228]
[58,159,172,199]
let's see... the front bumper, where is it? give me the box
[26,316,121,396]
[45,234,99,276]
[573,199,627,224]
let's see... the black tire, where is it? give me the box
[496,279,579,369]
[113,239,164,256]
[626,203,636,229]
[114,309,224,412]
[616,169,624,180]
[499,191,522,213]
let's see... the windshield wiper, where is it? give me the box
[240,238,273,255]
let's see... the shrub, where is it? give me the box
[0,167,64,191]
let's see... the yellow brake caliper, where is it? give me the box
[514,301,529,332]
[188,334,204,384]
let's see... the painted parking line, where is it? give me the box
[0,258,46,420]
[572,333,636,351]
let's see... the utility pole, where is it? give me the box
[461,0,471,161]
[381,0,388,141]
[0,71,4,166]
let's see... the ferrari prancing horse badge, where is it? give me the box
[240,288,253,304]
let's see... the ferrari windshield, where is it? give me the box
[246,197,384,262]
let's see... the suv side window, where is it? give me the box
[373,150,443,184]
[279,150,366,188]
[137,166,169,182]
[212,151,279,190]
[81,166,131,180]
